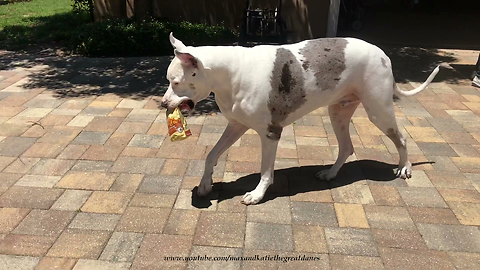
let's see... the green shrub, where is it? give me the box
[169,21,238,46]
[72,19,237,57]
[72,0,91,13]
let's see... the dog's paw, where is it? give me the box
[197,183,212,197]
[241,191,263,205]
[396,166,412,179]
[316,170,335,181]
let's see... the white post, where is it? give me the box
[327,0,341,37]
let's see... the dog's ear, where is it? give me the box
[174,50,198,68]
[174,50,211,72]
[169,32,186,51]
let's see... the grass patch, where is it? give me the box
[0,0,89,50]
[0,0,73,28]
[0,0,237,56]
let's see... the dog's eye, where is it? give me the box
[192,73,196,77]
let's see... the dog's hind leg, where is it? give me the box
[241,134,280,205]
[198,121,248,196]
[317,101,359,181]
[361,93,412,179]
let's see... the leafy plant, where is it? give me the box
[72,0,92,13]
[72,19,238,57]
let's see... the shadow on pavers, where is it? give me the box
[383,46,468,84]
[190,186,218,209]
[1,52,171,99]
[0,51,221,115]
[190,159,434,207]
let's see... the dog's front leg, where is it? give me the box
[198,121,248,196]
[241,135,279,205]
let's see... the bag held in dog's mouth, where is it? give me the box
[167,107,191,141]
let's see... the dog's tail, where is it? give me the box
[394,63,452,97]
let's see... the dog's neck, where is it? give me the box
[191,46,244,110]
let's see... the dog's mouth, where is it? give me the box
[178,99,195,113]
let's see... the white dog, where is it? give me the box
[162,33,444,205]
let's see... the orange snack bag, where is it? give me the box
[167,107,191,141]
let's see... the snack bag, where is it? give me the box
[167,107,191,141]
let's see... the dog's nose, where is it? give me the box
[160,100,168,108]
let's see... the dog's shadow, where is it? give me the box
[190,159,433,207]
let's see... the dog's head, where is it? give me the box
[161,33,211,112]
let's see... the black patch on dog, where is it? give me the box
[280,64,293,94]
[268,48,306,140]
[267,124,283,140]
[381,57,387,68]
[299,38,348,91]
[302,60,310,70]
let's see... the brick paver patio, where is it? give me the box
[0,48,480,269]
